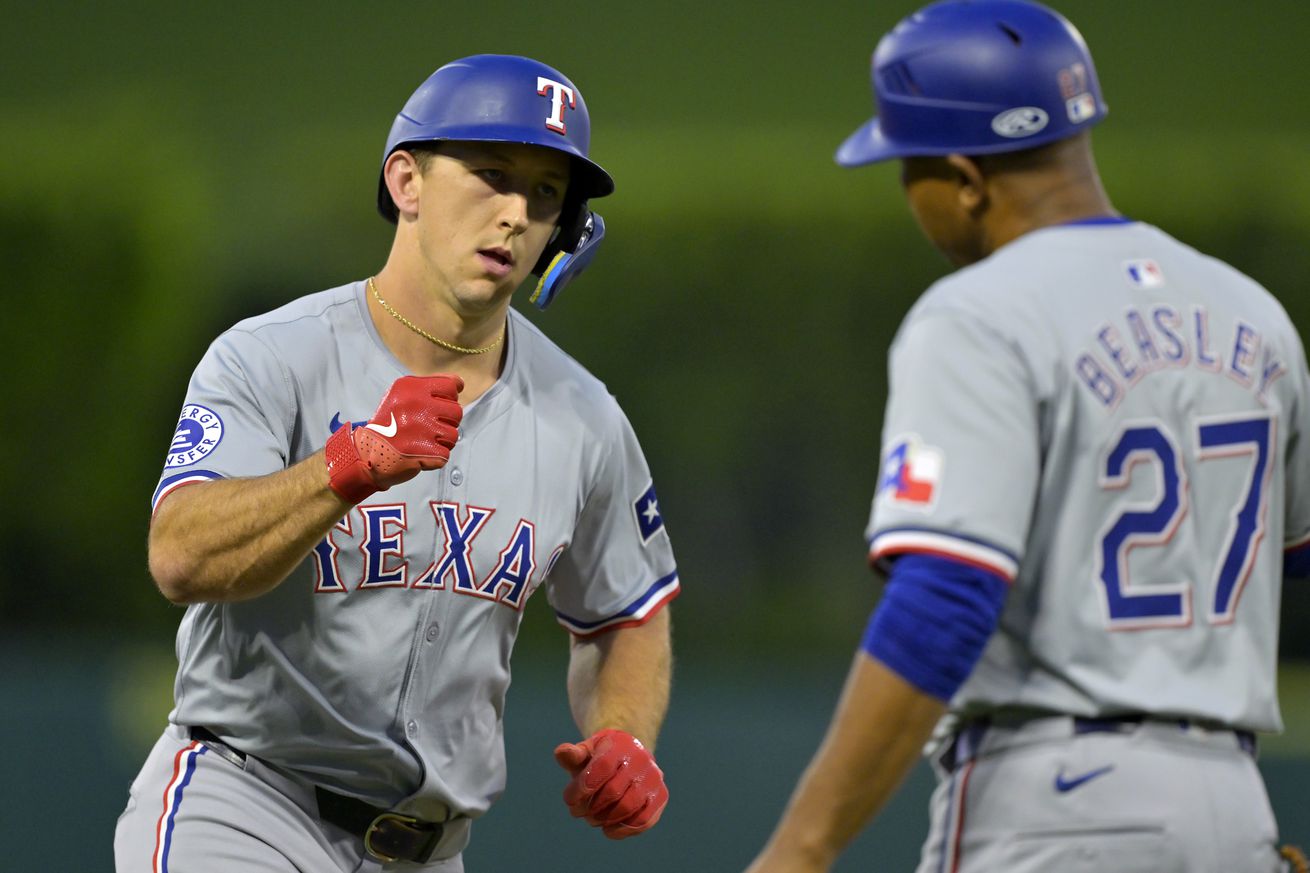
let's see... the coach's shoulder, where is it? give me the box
[906,260,1010,331]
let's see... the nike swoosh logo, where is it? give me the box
[1054,764,1114,793]
[364,414,398,438]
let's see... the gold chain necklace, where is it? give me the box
[368,276,504,355]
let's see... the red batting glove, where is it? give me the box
[553,729,668,839]
[324,375,463,504]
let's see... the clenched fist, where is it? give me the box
[553,729,668,839]
[325,375,463,504]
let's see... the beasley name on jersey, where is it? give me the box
[1074,294,1288,409]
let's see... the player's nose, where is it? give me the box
[498,191,530,235]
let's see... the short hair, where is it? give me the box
[405,143,444,174]
[971,131,1091,175]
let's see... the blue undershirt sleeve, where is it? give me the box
[1286,544,1310,579]
[861,553,1010,701]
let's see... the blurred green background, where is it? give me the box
[3,1,1309,870]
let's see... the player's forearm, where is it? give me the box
[148,451,351,603]
[747,653,946,873]
[566,607,672,749]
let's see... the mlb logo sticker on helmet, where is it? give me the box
[1058,61,1098,123]
[1067,93,1098,123]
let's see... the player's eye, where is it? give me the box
[476,168,505,185]
[537,182,562,200]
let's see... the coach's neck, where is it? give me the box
[965,133,1119,262]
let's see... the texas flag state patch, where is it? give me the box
[878,436,943,511]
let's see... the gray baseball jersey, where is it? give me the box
[148,279,679,820]
[868,219,1310,732]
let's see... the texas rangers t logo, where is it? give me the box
[537,77,576,134]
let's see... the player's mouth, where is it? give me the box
[477,247,515,278]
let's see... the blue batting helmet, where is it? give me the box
[377,54,614,308]
[836,0,1108,167]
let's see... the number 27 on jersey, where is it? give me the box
[1097,413,1273,629]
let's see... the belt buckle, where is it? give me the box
[363,812,420,863]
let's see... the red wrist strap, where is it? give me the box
[325,425,377,504]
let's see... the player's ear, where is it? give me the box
[946,154,987,215]
[383,150,425,221]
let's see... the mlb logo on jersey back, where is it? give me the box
[879,436,943,511]
[1124,259,1165,288]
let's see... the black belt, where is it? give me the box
[188,727,444,864]
[313,785,444,864]
[1072,715,1257,756]
[942,714,1257,772]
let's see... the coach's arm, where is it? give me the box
[746,553,1009,871]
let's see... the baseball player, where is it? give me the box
[114,54,677,872]
[745,2,1310,871]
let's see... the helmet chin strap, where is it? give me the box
[528,213,606,310]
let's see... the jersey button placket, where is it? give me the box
[450,467,464,486]
[396,471,450,750]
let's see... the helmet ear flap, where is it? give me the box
[529,209,605,310]
[532,194,588,276]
